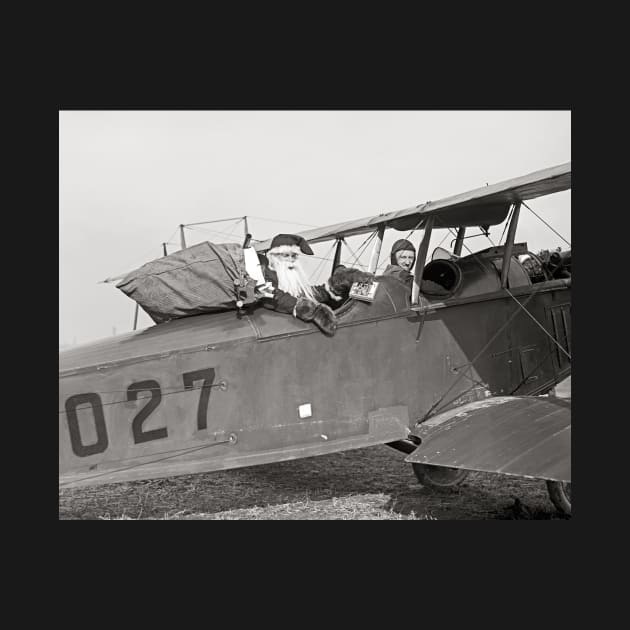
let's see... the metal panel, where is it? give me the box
[549,303,571,370]
[59,310,258,374]
[405,396,571,482]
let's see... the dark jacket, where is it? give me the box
[382,263,413,286]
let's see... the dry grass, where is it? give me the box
[59,444,568,520]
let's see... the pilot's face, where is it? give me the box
[396,250,415,271]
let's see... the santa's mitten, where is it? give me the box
[312,303,337,336]
[295,297,319,321]
[329,266,374,300]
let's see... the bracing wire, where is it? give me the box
[185,224,242,241]
[346,231,378,268]
[58,383,216,414]
[419,285,545,422]
[341,239,361,265]
[504,286,571,359]
[445,228,571,363]
[101,227,181,282]
[308,241,338,281]
[435,231,451,251]
[247,215,321,229]
[308,254,344,264]
[222,218,245,241]
[403,217,425,241]
[446,228,491,276]
[187,224,239,239]
[522,201,571,248]
[356,231,381,267]
[164,227,179,246]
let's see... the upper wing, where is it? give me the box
[254,162,571,250]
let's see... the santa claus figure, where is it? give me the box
[260,234,339,336]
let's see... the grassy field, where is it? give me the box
[59,445,567,520]
[59,378,571,521]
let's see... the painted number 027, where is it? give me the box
[64,367,217,457]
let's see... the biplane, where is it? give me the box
[59,162,572,514]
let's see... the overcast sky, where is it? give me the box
[59,110,571,346]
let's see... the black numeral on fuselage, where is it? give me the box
[65,393,109,457]
[182,368,216,431]
[128,380,167,444]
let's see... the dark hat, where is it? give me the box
[390,239,416,265]
[268,233,314,255]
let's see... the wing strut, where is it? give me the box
[368,225,386,273]
[411,216,434,305]
[453,226,466,256]
[331,238,344,272]
[500,202,521,288]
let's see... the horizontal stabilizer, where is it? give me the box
[405,395,571,482]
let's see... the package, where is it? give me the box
[242,245,266,285]
[116,241,257,323]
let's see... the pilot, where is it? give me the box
[260,234,338,336]
[383,239,416,286]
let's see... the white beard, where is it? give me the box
[269,256,314,300]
